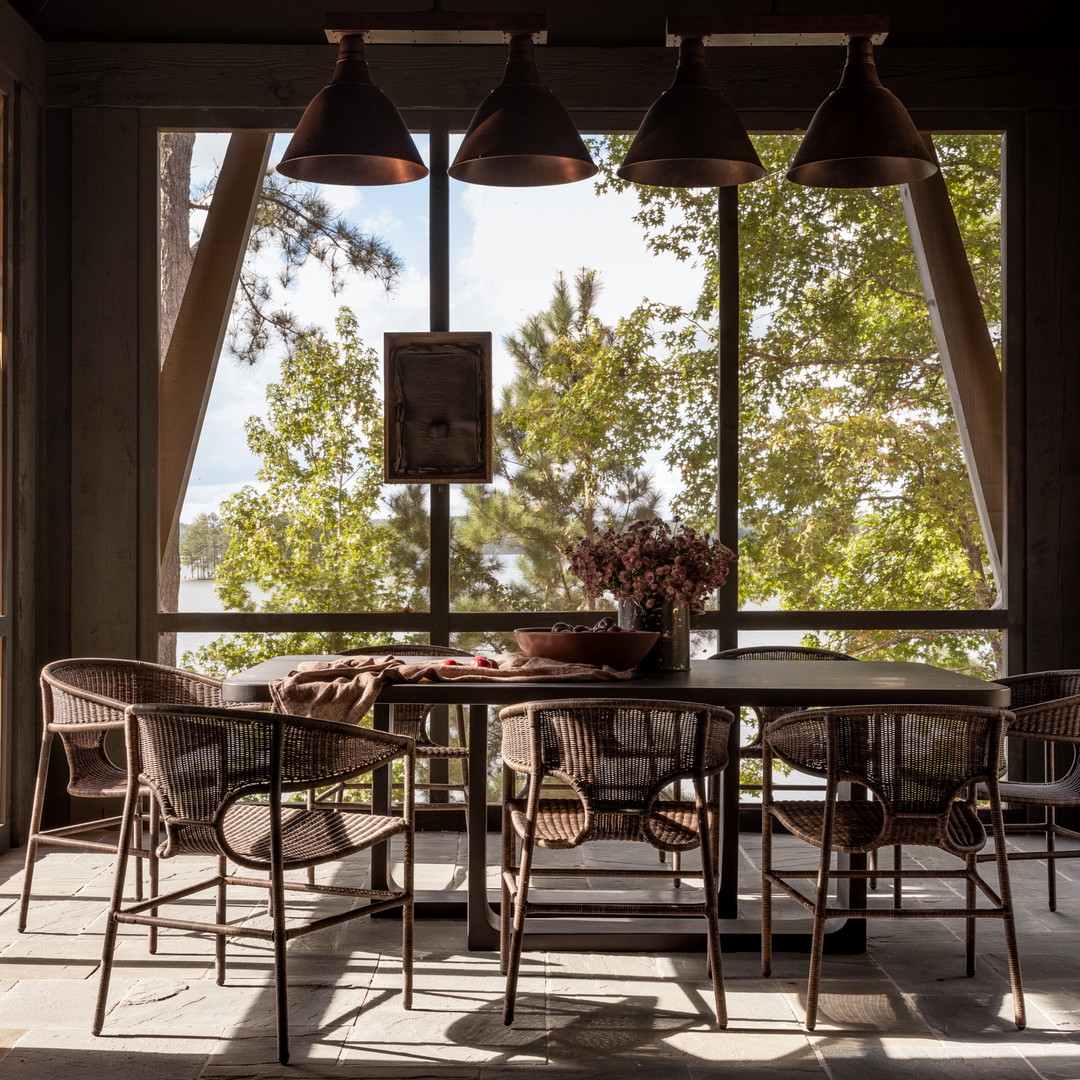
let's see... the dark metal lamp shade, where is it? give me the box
[276,35,428,186]
[786,36,938,188]
[448,34,597,188]
[617,38,765,189]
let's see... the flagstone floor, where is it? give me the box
[2,826,1080,1079]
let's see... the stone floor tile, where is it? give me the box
[776,977,935,1036]
[2,831,1080,1077]
[0,1032,208,1080]
[817,1044,1041,1079]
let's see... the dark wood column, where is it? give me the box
[1021,111,1080,673]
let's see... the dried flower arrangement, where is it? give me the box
[564,517,735,613]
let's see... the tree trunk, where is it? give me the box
[157,131,196,665]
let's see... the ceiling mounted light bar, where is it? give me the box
[664,14,889,48]
[657,14,936,189]
[286,9,591,188]
[324,10,545,45]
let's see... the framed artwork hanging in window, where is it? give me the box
[383,331,493,483]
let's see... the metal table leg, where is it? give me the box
[467,703,500,950]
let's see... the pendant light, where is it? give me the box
[448,33,597,187]
[277,33,428,186]
[617,37,765,189]
[786,35,938,188]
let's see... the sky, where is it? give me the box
[180,131,706,522]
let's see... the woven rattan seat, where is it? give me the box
[509,799,703,848]
[975,670,1080,910]
[761,703,1025,1031]
[499,697,735,1027]
[336,644,472,807]
[93,703,414,1066]
[19,657,235,938]
[771,797,987,854]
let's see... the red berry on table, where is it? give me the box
[442,659,458,665]
[471,656,495,668]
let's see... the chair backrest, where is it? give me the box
[995,670,1080,741]
[710,646,860,727]
[711,645,859,663]
[39,658,227,784]
[41,657,225,725]
[500,697,734,812]
[766,703,1013,817]
[339,644,473,657]
[998,669,1080,708]
[127,703,411,864]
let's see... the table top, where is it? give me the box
[221,655,1009,709]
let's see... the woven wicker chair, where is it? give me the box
[711,646,860,787]
[710,646,874,882]
[93,703,414,1066]
[19,657,233,939]
[762,703,1025,1031]
[336,644,472,808]
[499,697,735,1027]
[975,669,1080,910]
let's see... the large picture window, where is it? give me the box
[158,127,1007,686]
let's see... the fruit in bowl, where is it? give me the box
[513,621,660,669]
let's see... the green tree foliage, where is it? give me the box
[182,308,406,677]
[179,512,227,579]
[383,484,528,653]
[197,167,404,366]
[461,268,666,612]
[589,134,1003,674]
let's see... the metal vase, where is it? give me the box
[617,598,691,673]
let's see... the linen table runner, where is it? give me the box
[270,652,633,725]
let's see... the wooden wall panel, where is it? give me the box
[43,43,1080,114]
[1022,112,1080,672]
[1,1,45,850]
[68,107,140,659]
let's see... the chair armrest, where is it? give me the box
[1006,694,1080,741]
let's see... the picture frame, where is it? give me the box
[383,331,493,483]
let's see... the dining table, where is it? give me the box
[222,654,1009,952]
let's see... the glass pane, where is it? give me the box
[159,131,433,673]
[449,132,719,651]
[737,134,1003,674]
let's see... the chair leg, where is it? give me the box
[990,801,1027,1029]
[1047,805,1059,912]
[93,779,139,1037]
[131,795,145,903]
[17,731,53,933]
[697,792,727,1027]
[804,841,833,1031]
[892,845,903,908]
[148,796,160,954]
[761,805,774,977]
[503,822,537,1025]
[500,824,514,975]
[401,821,415,1009]
[215,856,228,986]
[965,853,977,977]
[270,856,290,1066]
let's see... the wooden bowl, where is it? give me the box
[513,627,660,670]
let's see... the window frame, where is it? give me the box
[147,109,1021,669]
